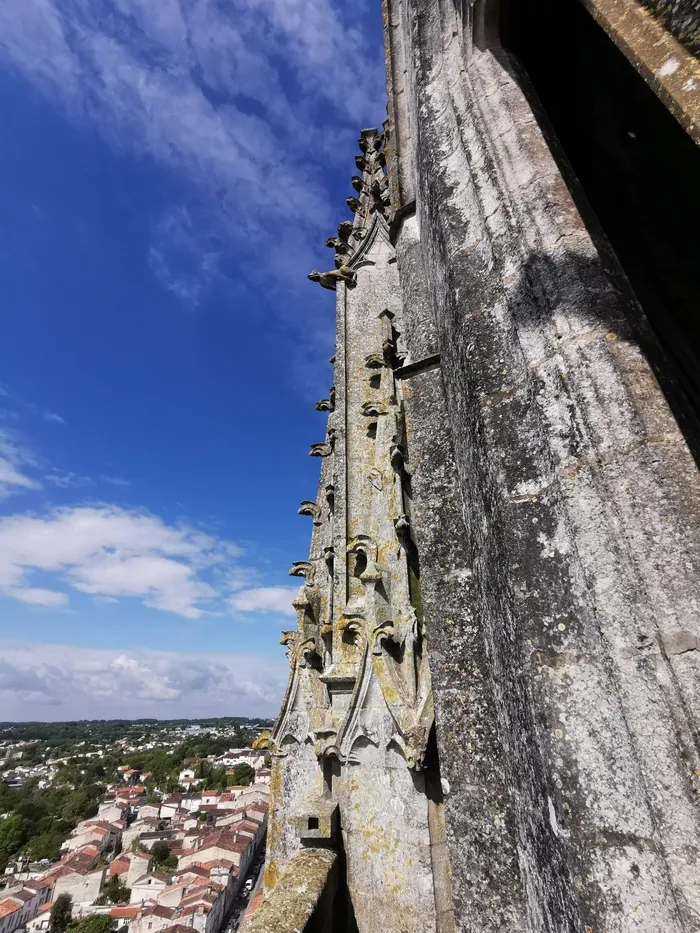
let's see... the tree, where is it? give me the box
[50,894,72,933]
[150,842,176,871]
[67,915,114,933]
[25,832,62,862]
[230,763,255,787]
[98,875,130,905]
[0,814,26,870]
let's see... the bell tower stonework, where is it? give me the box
[251,1,700,931]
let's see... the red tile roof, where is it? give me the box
[0,900,21,919]
[110,907,140,919]
[109,857,131,876]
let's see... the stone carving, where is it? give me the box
[289,561,315,583]
[364,353,385,369]
[367,469,383,491]
[346,196,361,213]
[389,437,405,473]
[309,443,332,457]
[307,266,356,290]
[315,398,333,412]
[361,400,388,417]
[298,501,322,525]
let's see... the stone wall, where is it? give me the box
[385,0,700,930]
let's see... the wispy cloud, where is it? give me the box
[0,429,41,498]
[44,470,93,489]
[0,639,287,719]
[0,0,385,307]
[100,475,131,487]
[228,585,298,617]
[42,410,66,425]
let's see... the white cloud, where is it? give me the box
[0,504,243,619]
[228,586,298,616]
[0,0,385,306]
[0,640,287,719]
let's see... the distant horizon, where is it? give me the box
[0,715,274,726]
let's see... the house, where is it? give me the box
[178,831,252,876]
[129,871,173,905]
[126,851,152,889]
[110,905,141,932]
[26,901,52,933]
[122,818,159,852]
[0,884,52,933]
[253,768,271,785]
[137,805,160,821]
[128,904,176,933]
[52,865,106,905]
[153,881,188,908]
[108,856,131,879]
[138,831,179,851]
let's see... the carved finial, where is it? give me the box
[308,266,356,291]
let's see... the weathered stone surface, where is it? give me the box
[247,849,337,933]
[263,1,700,930]
[385,0,700,929]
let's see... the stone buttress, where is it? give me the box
[263,129,446,933]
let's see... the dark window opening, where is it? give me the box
[501,0,700,458]
[308,816,319,830]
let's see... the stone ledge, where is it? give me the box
[244,849,337,933]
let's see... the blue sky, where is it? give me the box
[0,0,385,721]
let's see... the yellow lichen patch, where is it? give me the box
[263,859,280,891]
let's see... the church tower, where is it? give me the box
[249,0,700,930]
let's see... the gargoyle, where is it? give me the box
[308,266,356,290]
[346,196,361,213]
[298,501,322,524]
[351,176,363,193]
[289,561,315,583]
